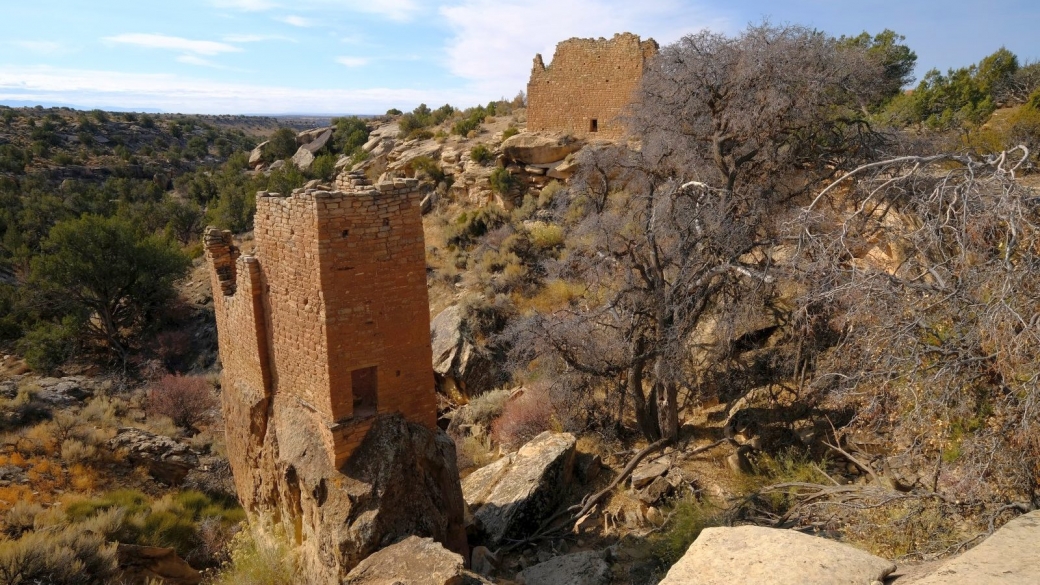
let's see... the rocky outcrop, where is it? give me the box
[34,376,95,405]
[115,544,201,585]
[902,510,1040,584]
[296,126,333,146]
[108,428,199,486]
[431,305,465,377]
[430,305,505,398]
[659,525,895,585]
[462,431,576,545]
[224,403,467,582]
[343,536,490,585]
[517,550,611,585]
[299,128,333,154]
[292,147,315,170]
[248,140,268,167]
[500,132,583,165]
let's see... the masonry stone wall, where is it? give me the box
[527,32,658,139]
[206,172,436,469]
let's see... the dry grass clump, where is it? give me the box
[210,524,300,585]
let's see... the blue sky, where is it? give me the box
[1,0,1038,115]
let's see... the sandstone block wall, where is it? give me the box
[527,32,658,139]
[206,172,436,469]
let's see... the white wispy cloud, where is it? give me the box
[351,0,419,21]
[104,34,242,56]
[176,55,232,69]
[336,56,370,67]
[222,33,296,43]
[212,0,419,21]
[439,0,730,96]
[0,65,471,114]
[209,0,278,11]
[278,15,316,27]
[10,41,67,55]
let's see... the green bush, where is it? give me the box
[650,495,721,566]
[309,153,337,181]
[386,108,403,116]
[398,103,455,138]
[446,206,508,248]
[332,116,370,156]
[29,214,190,362]
[264,128,298,162]
[1029,88,1040,110]
[452,108,486,136]
[0,144,29,173]
[470,143,493,165]
[502,126,520,141]
[411,155,445,183]
[489,167,516,194]
[19,317,79,373]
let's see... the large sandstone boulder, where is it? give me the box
[387,140,443,175]
[501,132,584,165]
[300,128,333,154]
[462,431,576,544]
[903,510,1040,584]
[343,536,490,585]
[224,392,468,582]
[296,126,333,146]
[34,376,95,405]
[430,305,505,397]
[292,146,315,170]
[516,550,611,585]
[109,428,198,486]
[115,544,201,585]
[248,140,268,167]
[658,525,895,585]
[431,305,464,376]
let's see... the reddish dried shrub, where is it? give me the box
[491,387,554,449]
[147,375,217,433]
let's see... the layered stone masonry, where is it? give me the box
[206,172,436,468]
[527,32,658,139]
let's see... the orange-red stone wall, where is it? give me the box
[317,180,436,433]
[252,193,334,421]
[527,32,657,139]
[205,231,270,404]
[207,176,436,469]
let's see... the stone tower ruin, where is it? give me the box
[205,172,436,469]
[527,32,658,139]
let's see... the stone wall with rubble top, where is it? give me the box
[205,172,436,470]
[527,32,657,139]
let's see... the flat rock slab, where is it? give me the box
[903,510,1040,585]
[517,550,611,585]
[631,459,670,489]
[109,427,198,486]
[462,431,576,544]
[659,525,895,585]
[343,536,465,585]
[501,132,583,165]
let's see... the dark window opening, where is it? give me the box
[341,229,349,237]
[351,366,377,417]
[590,119,599,133]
